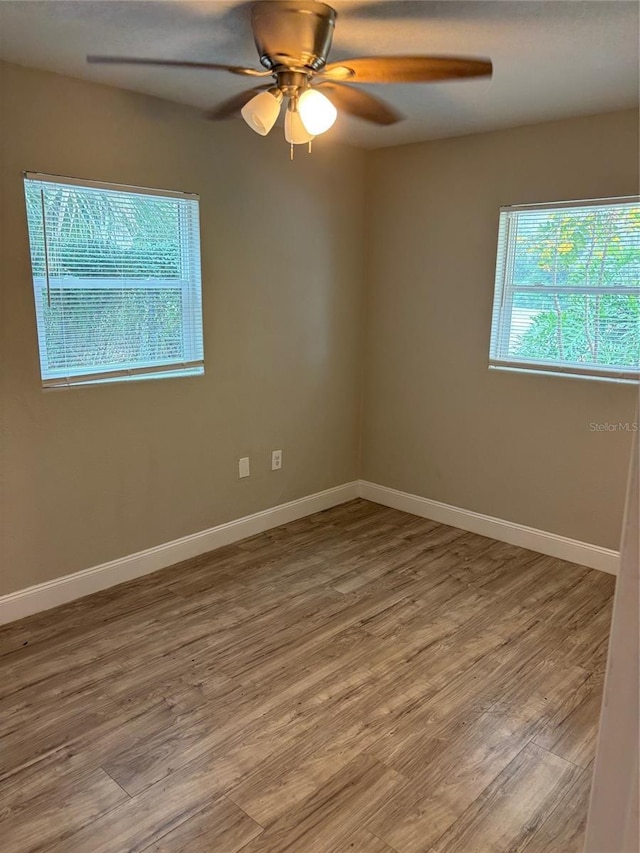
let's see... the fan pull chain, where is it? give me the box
[290,143,294,161]
[308,141,312,154]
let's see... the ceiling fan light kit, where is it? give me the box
[87,0,493,157]
[241,69,337,157]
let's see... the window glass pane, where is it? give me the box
[25,182,183,279]
[40,287,184,373]
[491,199,640,379]
[512,206,640,289]
[24,175,203,387]
[508,291,640,369]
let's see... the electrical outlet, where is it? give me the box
[271,450,282,471]
[238,457,250,478]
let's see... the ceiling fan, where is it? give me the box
[88,0,492,155]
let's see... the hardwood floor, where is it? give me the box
[0,499,615,852]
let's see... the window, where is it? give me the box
[489,197,640,382]
[24,173,204,388]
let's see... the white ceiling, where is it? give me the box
[0,1,638,148]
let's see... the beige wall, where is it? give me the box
[0,62,365,595]
[362,110,639,550]
[1,61,636,598]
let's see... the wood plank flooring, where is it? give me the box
[0,499,615,852]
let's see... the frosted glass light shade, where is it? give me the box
[298,89,337,136]
[241,91,282,136]
[284,109,314,144]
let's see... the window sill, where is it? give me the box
[42,366,205,391]
[488,364,639,385]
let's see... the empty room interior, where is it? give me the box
[1,1,639,852]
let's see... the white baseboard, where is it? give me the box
[1,477,618,625]
[359,480,619,576]
[0,481,359,625]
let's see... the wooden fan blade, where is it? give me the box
[206,86,272,120]
[321,55,493,84]
[87,56,271,77]
[316,82,402,125]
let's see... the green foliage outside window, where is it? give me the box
[509,205,640,370]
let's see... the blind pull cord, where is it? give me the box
[40,188,52,308]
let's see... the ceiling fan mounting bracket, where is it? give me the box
[273,68,312,97]
[251,0,337,72]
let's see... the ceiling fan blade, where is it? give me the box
[320,55,492,84]
[87,55,271,77]
[316,82,403,125]
[206,86,271,120]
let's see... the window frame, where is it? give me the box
[24,172,204,389]
[489,196,640,384]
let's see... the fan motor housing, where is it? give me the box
[251,1,337,72]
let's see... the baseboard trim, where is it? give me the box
[0,481,359,625]
[1,478,618,624]
[358,480,619,576]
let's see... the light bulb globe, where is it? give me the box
[241,90,282,136]
[298,89,337,136]
[284,109,314,145]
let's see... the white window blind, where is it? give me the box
[489,197,640,382]
[24,173,204,388]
